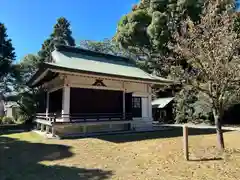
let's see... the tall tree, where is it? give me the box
[172,1,239,150]
[0,93,4,117]
[38,17,75,62]
[0,23,16,116]
[114,0,204,77]
[113,0,206,123]
[0,23,15,88]
[50,17,75,46]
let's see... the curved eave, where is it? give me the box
[27,64,47,87]
[27,63,58,87]
[28,63,175,87]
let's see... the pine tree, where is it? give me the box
[38,17,75,62]
[50,17,75,46]
[0,23,15,116]
[0,23,15,79]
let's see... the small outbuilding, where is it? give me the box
[5,101,19,119]
[152,97,174,123]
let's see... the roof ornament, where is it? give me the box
[92,79,106,87]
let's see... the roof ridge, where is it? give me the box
[54,44,135,64]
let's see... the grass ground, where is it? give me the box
[1,128,240,180]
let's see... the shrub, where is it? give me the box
[15,116,26,124]
[0,116,3,124]
[2,116,14,124]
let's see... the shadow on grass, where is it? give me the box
[94,127,230,143]
[189,157,223,162]
[0,124,32,135]
[0,136,113,180]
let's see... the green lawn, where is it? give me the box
[1,128,240,180]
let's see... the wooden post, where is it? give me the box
[36,123,40,130]
[52,126,55,137]
[183,125,189,160]
[41,124,44,132]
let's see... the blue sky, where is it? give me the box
[0,0,138,61]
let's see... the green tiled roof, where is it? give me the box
[47,45,173,83]
[29,45,174,86]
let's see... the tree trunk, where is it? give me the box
[213,109,225,151]
[0,92,5,117]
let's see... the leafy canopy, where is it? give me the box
[114,0,204,76]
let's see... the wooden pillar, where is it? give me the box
[36,123,40,130]
[52,126,55,137]
[46,125,50,134]
[123,91,126,119]
[148,85,153,120]
[183,125,189,160]
[41,124,45,132]
[46,92,49,117]
[62,86,70,122]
